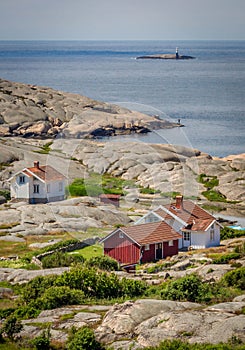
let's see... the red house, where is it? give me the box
[101,221,182,267]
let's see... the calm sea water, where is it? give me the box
[0,40,244,157]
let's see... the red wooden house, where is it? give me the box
[101,221,182,267]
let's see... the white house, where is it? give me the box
[135,195,221,249]
[9,161,66,204]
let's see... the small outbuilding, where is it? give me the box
[99,193,121,207]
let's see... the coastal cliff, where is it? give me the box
[0,79,179,139]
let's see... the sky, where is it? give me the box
[0,0,244,40]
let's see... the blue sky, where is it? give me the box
[0,0,244,40]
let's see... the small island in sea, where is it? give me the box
[137,47,195,60]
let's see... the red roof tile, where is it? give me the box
[156,200,215,232]
[25,165,65,182]
[122,221,182,245]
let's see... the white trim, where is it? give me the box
[204,219,216,232]
[158,205,187,227]
[24,169,46,183]
[100,228,141,247]
[134,205,166,225]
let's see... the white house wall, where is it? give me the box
[46,180,65,201]
[10,175,30,199]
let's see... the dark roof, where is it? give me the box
[155,200,215,232]
[122,221,182,245]
[99,194,121,199]
[24,165,65,182]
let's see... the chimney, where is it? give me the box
[34,161,40,169]
[175,195,183,209]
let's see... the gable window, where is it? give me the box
[119,232,124,239]
[168,240,174,246]
[19,175,25,184]
[59,182,63,192]
[145,244,150,251]
[184,232,191,241]
[33,184,39,194]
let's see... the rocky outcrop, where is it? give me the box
[0,197,131,239]
[96,299,245,347]
[137,54,195,60]
[0,79,179,139]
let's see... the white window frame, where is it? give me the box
[33,184,40,194]
[210,225,215,241]
[168,240,174,246]
[119,231,124,239]
[19,175,25,184]
[184,231,191,241]
[145,244,150,251]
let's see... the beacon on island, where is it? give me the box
[176,47,179,59]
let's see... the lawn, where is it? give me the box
[69,244,103,260]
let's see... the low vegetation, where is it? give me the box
[67,173,135,197]
[33,141,53,154]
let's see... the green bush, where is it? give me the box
[67,326,104,350]
[86,255,119,271]
[1,315,23,340]
[222,267,245,290]
[161,274,211,303]
[32,328,51,350]
[40,286,84,309]
[220,227,245,240]
[41,251,84,268]
[212,252,241,264]
[0,190,10,201]
[21,275,57,303]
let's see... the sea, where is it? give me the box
[0,40,244,158]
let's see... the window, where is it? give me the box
[59,182,63,192]
[210,225,215,241]
[119,232,124,239]
[19,175,25,184]
[145,244,150,251]
[33,184,39,194]
[47,184,50,193]
[168,240,174,246]
[184,232,191,241]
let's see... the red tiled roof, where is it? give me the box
[24,165,65,182]
[122,221,182,245]
[156,200,215,232]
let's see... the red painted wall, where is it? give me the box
[141,244,155,263]
[104,230,140,264]
[163,240,178,258]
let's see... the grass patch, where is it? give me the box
[69,244,103,260]
[67,172,135,197]
[139,187,161,195]
[33,141,53,154]
[202,204,224,213]
[202,189,227,202]
[161,191,181,198]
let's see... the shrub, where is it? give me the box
[86,255,119,271]
[161,274,211,303]
[222,267,245,290]
[21,275,56,303]
[32,328,51,350]
[212,252,241,264]
[67,326,104,350]
[41,251,84,268]
[40,286,85,309]
[220,227,245,240]
[1,315,23,340]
